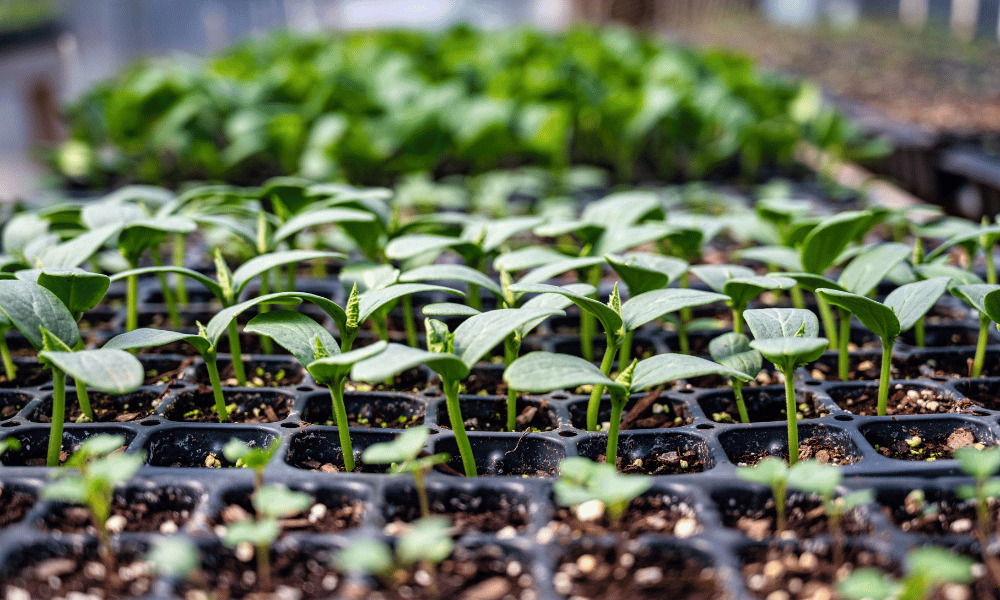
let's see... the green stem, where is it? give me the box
[783,368,799,465]
[732,307,744,335]
[227,320,247,386]
[914,316,926,348]
[75,379,94,422]
[618,330,633,369]
[988,245,997,285]
[678,271,691,354]
[732,381,750,423]
[203,351,230,422]
[173,234,188,305]
[444,378,476,477]
[47,369,66,467]
[877,340,893,417]
[816,295,838,350]
[0,336,16,381]
[329,380,354,472]
[414,470,430,518]
[606,388,627,468]
[286,264,296,292]
[258,270,273,355]
[504,335,519,432]
[838,307,851,381]
[973,314,989,378]
[790,285,805,310]
[152,253,181,328]
[586,332,617,431]
[580,265,601,362]
[830,509,844,566]
[126,272,139,332]
[402,296,418,348]
[774,480,787,531]
[256,543,271,592]
[467,283,482,311]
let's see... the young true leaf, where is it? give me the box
[20,268,112,315]
[692,265,795,334]
[0,279,80,350]
[954,445,1000,556]
[244,310,338,366]
[38,350,143,394]
[146,537,200,581]
[396,516,454,567]
[553,457,652,523]
[222,438,281,490]
[605,252,688,295]
[362,427,448,518]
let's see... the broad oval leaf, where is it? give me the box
[493,247,569,273]
[421,303,481,317]
[359,283,464,322]
[0,279,80,350]
[361,427,430,464]
[385,234,473,262]
[983,288,1000,325]
[245,310,339,366]
[734,245,803,272]
[884,277,950,332]
[621,288,727,332]
[351,343,467,382]
[605,252,688,295]
[837,242,911,296]
[399,264,503,300]
[724,276,796,309]
[110,266,224,302]
[307,341,388,383]
[231,250,344,297]
[708,332,762,379]
[465,216,545,252]
[749,337,829,372]
[273,207,376,243]
[690,264,755,293]
[453,308,564,369]
[816,288,900,341]
[631,353,752,391]
[39,349,143,393]
[40,224,121,269]
[781,272,843,293]
[503,351,621,393]
[103,328,212,355]
[744,308,819,340]
[927,224,1000,260]
[206,292,347,347]
[516,256,605,287]
[33,269,110,314]
[800,210,878,274]
[736,457,788,486]
[953,284,1000,316]
[916,263,983,286]
[508,283,621,335]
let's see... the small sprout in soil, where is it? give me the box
[553,456,652,525]
[362,427,449,518]
[223,438,281,491]
[786,460,872,566]
[839,546,973,600]
[146,536,202,585]
[954,445,1000,587]
[736,457,790,532]
[41,434,145,573]
[334,516,453,590]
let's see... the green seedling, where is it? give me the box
[816,277,950,416]
[504,351,750,467]
[955,445,1000,587]
[223,438,281,491]
[786,460,873,565]
[553,456,652,525]
[736,458,790,532]
[0,438,21,464]
[952,284,1000,377]
[744,308,829,464]
[334,516,453,590]
[351,308,564,476]
[839,547,973,600]
[146,536,202,585]
[223,483,312,593]
[926,217,1000,285]
[0,279,143,466]
[709,333,762,423]
[510,281,726,431]
[362,427,449,518]
[690,264,795,335]
[42,434,145,571]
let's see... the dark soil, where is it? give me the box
[874,427,980,461]
[182,547,342,600]
[895,352,1000,380]
[741,545,898,600]
[35,389,163,423]
[143,357,195,385]
[955,379,1000,411]
[620,390,694,429]
[0,485,35,528]
[830,384,973,416]
[460,369,509,396]
[384,491,529,534]
[700,388,827,424]
[555,542,721,600]
[215,498,363,535]
[4,550,154,599]
[549,494,701,538]
[41,489,194,534]
[731,436,858,466]
[593,448,708,476]
[685,369,783,389]
[719,495,870,540]
[437,397,557,432]
[165,388,292,423]
[0,362,51,388]
[0,392,30,420]
[196,361,306,387]
[302,398,426,428]
[347,368,428,394]
[808,354,886,382]
[884,489,997,535]
[297,458,389,475]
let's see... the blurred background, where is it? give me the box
[1,0,998,199]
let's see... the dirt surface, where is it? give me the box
[35,389,163,423]
[873,427,980,460]
[41,490,194,534]
[885,488,998,535]
[731,435,858,466]
[215,498,363,535]
[166,388,292,423]
[5,551,154,599]
[830,384,973,416]
[548,495,701,539]
[720,495,870,540]
[384,491,529,534]
[742,545,897,600]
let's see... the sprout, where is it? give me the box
[839,547,973,600]
[786,460,872,565]
[736,458,790,532]
[553,457,652,525]
[362,427,448,518]
[334,516,453,590]
[222,438,281,491]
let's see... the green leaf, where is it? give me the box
[231,250,343,297]
[493,247,570,272]
[76,433,128,459]
[340,262,399,292]
[466,216,545,253]
[723,276,796,310]
[453,308,563,369]
[39,349,143,394]
[223,518,281,548]
[786,460,841,498]
[351,343,467,382]
[690,265,755,293]
[206,292,347,348]
[385,234,475,262]
[734,246,803,272]
[621,288,728,331]
[743,308,819,340]
[837,242,911,296]
[222,438,280,471]
[749,337,828,372]
[816,288,900,341]
[306,341,388,383]
[41,476,90,504]
[0,279,80,350]
[40,224,121,269]
[596,224,674,256]
[906,547,974,585]
[396,517,453,566]
[359,283,464,323]
[927,224,1000,260]
[252,485,312,519]
[103,328,212,356]
[631,353,752,390]
[362,427,430,464]
[118,217,197,259]
[110,266,224,302]
[800,210,877,274]
[952,284,1000,315]
[273,207,376,243]
[837,568,896,600]
[915,263,983,286]
[982,288,1000,325]
[146,538,200,579]
[883,277,950,332]
[245,310,339,366]
[34,269,110,314]
[605,252,688,295]
[399,264,503,299]
[954,446,1000,479]
[509,283,621,335]
[709,333,762,379]
[781,272,844,293]
[736,457,788,487]
[503,351,622,394]
[333,539,393,576]
[516,256,605,287]
[581,191,663,226]
[421,303,481,317]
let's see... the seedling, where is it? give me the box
[504,350,750,467]
[223,483,312,592]
[955,445,1000,542]
[709,333,762,423]
[553,456,652,525]
[42,434,145,571]
[745,308,829,464]
[953,284,1000,377]
[146,536,201,584]
[334,516,453,589]
[816,277,950,415]
[690,264,795,335]
[362,427,449,518]
[926,217,1000,285]
[0,279,144,466]
[839,547,973,600]
[736,458,790,531]
[223,438,281,490]
[786,460,873,565]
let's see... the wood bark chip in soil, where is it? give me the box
[731,436,857,467]
[719,495,870,541]
[741,546,898,600]
[5,552,154,599]
[546,495,701,539]
[874,427,980,461]
[831,385,972,416]
[166,389,291,423]
[214,499,363,535]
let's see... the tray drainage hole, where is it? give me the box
[296,386,313,392]
[930,376,948,383]
[804,380,821,386]
[425,389,442,397]
[550,392,569,400]
[557,430,578,438]
[677,388,695,394]
[1,421,18,427]
[973,410,990,417]
[834,415,854,422]
[139,419,159,426]
[280,422,300,428]
[696,424,714,430]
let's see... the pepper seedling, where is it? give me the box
[42,434,145,572]
[0,279,144,466]
[352,307,564,477]
[362,427,449,518]
[785,460,873,565]
[504,351,750,467]
[708,333,763,423]
[744,308,829,464]
[690,264,796,335]
[553,456,652,526]
[952,284,1000,377]
[736,458,790,532]
[223,483,312,593]
[333,516,453,591]
[222,438,281,491]
[816,277,950,416]
[839,547,973,600]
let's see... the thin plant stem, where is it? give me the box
[504,335,519,432]
[678,271,691,354]
[586,332,617,431]
[973,480,1000,587]
[255,544,272,592]
[914,316,926,348]
[173,234,188,304]
[829,509,844,566]
[75,379,94,422]
[783,368,799,465]
[732,381,750,423]
[988,244,998,285]
[877,340,893,416]
[328,380,354,472]
[579,266,600,362]
[126,271,139,332]
[973,314,989,378]
[606,388,627,468]
[47,369,66,467]
[286,264,296,293]
[774,480,787,532]
[0,336,16,381]
[732,308,744,335]
[838,308,851,381]
[790,286,805,310]
[414,470,430,518]
[203,351,230,422]
[402,296,418,348]
[467,283,482,311]
[227,320,247,386]
[373,311,389,341]
[151,253,181,328]
[816,296,838,350]
[444,378,476,477]
[619,330,633,368]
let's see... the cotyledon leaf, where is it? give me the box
[631,353,753,390]
[39,349,143,394]
[0,279,80,350]
[744,308,820,340]
[307,341,389,383]
[709,332,763,379]
[399,264,503,299]
[815,288,899,341]
[351,343,468,382]
[245,310,339,365]
[883,277,950,332]
[621,288,728,331]
[749,337,829,372]
[453,308,564,369]
[503,351,622,394]
[104,327,213,355]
